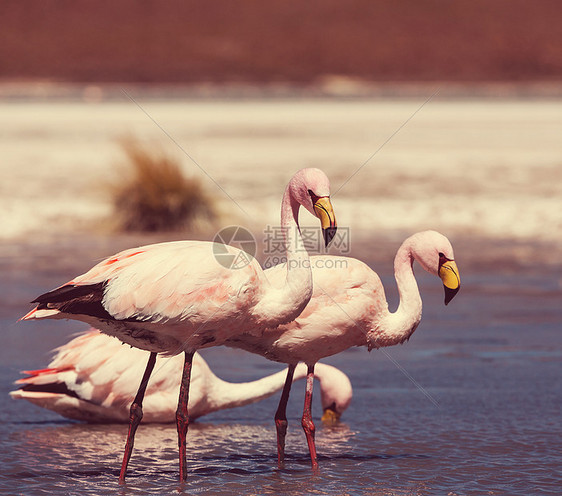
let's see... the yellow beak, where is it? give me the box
[313,196,337,247]
[321,407,340,425]
[439,260,461,305]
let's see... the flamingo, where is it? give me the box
[224,230,461,469]
[10,329,352,423]
[21,168,337,481]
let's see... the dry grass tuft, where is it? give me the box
[110,139,215,232]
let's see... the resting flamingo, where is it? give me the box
[11,329,352,423]
[224,230,461,469]
[21,168,337,482]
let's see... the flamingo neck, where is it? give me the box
[208,362,350,416]
[253,184,312,327]
[211,363,347,413]
[280,185,310,281]
[368,240,422,349]
[209,366,302,412]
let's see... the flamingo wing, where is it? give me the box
[10,329,209,422]
[28,241,263,326]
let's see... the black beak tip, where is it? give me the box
[444,285,460,305]
[323,227,337,247]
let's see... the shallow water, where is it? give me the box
[1,236,560,495]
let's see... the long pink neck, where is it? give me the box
[208,363,347,413]
[369,240,422,348]
[394,242,422,320]
[280,184,309,272]
[252,183,312,327]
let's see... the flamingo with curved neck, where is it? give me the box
[11,329,352,423]
[225,230,461,468]
[21,168,337,481]
[252,168,336,327]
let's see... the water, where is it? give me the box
[1,96,561,495]
[2,237,560,495]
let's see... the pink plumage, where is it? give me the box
[11,329,352,423]
[224,230,461,469]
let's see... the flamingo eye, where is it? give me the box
[438,252,445,258]
[308,189,320,203]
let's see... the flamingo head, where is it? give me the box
[317,364,353,425]
[410,230,461,305]
[288,168,337,247]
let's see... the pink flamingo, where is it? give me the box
[11,329,352,423]
[224,230,461,469]
[21,168,337,482]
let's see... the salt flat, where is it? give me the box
[1,98,560,246]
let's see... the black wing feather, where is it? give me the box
[19,381,80,399]
[32,282,114,320]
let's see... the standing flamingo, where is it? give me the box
[11,329,352,423]
[21,168,337,481]
[224,230,461,468]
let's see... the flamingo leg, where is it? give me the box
[119,351,157,483]
[176,351,194,481]
[274,363,296,468]
[301,364,318,470]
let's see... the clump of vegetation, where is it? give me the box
[110,139,215,232]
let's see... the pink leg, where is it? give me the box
[176,351,194,482]
[301,364,318,470]
[274,364,296,468]
[119,352,157,483]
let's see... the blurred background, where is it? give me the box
[2,0,562,83]
[1,0,560,252]
[1,2,561,495]
[1,0,561,247]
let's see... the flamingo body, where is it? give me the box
[21,168,337,481]
[11,330,352,423]
[224,230,461,468]
[227,230,460,364]
[22,168,337,356]
[24,241,266,354]
[226,256,383,364]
